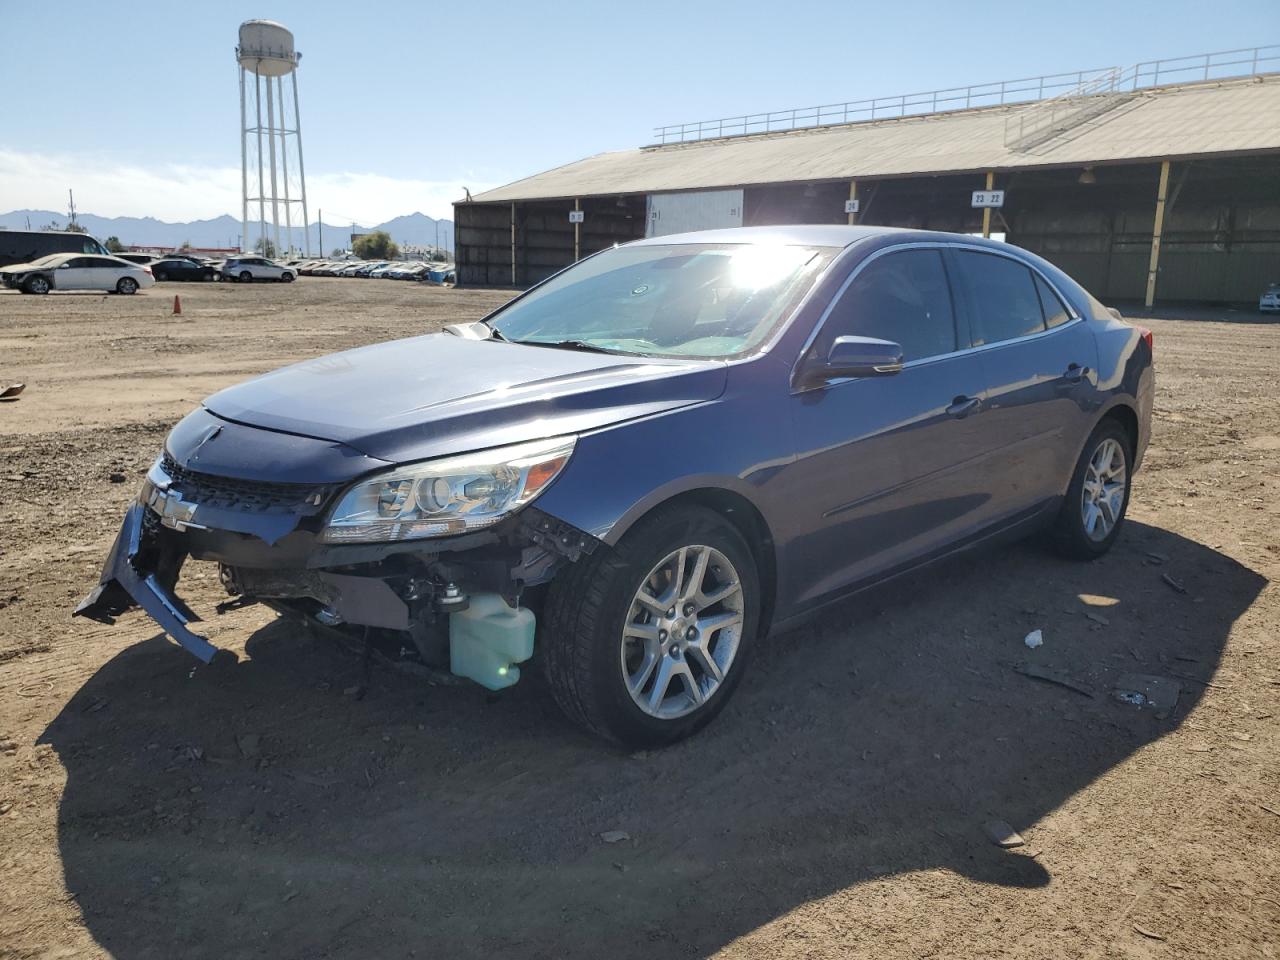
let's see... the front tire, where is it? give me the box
[1052,420,1133,560]
[239,270,253,282]
[281,272,295,283]
[24,275,50,295]
[542,505,760,747]
[116,277,138,295]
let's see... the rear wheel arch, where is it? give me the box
[1100,403,1139,458]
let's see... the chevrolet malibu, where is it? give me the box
[77,226,1153,746]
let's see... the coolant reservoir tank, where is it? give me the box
[449,594,535,690]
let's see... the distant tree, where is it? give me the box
[65,222,87,233]
[104,236,126,252]
[254,237,278,259]
[353,231,399,260]
[330,247,346,258]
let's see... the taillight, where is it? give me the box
[1136,325,1153,358]
[143,267,153,275]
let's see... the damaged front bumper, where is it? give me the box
[75,470,599,685]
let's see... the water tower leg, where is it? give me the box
[239,66,249,253]
[265,75,282,257]
[277,75,293,256]
[291,71,310,257]
[255,70,267,252]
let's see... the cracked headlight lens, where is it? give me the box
[321,436,576,543]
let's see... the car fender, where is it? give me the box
[532,368,794,549]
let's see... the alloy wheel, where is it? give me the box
[621,544,744,720]
[1081,437,1127,541]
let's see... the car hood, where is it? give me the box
[1,261,47,273]
[202,330,728,464]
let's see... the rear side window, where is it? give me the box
[818,249,958,363]
[1034,273,1071,328]
[954,251,1046,345]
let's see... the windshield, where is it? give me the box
[489,242,835,358]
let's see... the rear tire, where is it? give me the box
[1051,420,1133,560]
[116,277,138,295]
[154,270,169,281]
[542,505,760,747]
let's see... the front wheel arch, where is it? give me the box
[604,487,777,641]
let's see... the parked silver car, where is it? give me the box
[0,253,155,294]
[221,256,296,283]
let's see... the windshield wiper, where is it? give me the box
[516,338,617,354]
[478,319,509,341]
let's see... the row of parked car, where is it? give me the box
[297,259,456,285]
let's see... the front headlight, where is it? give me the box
[321,436,576,543]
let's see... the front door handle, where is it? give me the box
[1060,362,1089,384]
[946,395,982,418]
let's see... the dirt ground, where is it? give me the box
[0,278,1277,960]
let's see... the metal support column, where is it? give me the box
[510,203,517,286]
[239,66,248,253]
[265,74,281,256]
[982,171,995,238]
[254,70,266,252]
[1145,160,1171,309]
[574,198,581,261]
[847,180,858,225]
[276,76,293,256]
[290,71,310,257]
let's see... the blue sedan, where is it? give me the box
[77,225,1153,746]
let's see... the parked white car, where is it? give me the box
[222,256,296,283]
[0,253,155,295]
[1260,282,1280,313]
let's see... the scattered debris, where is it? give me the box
[1144,551,1169,565]
[108,472,127,484]
[1023,629,1044,649]
[0,801,12,815]
[1111,673,1182,716]
[983,820,1025,848]
[82,696,109,714]
[1133,924,1166,941]
[1161,573,1188,594]
[0,383,25,401]
[1259,804,1280,818]
[1013,663,1094,698]
[235,734,261,759]
[600,830,631,844]
[1085,612,1110,626]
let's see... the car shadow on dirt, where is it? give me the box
[41,521,1265,959]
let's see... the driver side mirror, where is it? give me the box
[58,263,70,269]
[803,335,904,387]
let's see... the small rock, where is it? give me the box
[1023,629,1044,649]
[1085,612,1110,626]
[983,819,1025,848]
[0,801,12,815]
[236,734,261,759]
[108,472,127,484]
[342,685,362,698]
[600,830,631,844]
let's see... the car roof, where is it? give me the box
[628,224,1013,251]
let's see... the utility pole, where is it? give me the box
[318,209,322,256]
[67,189,77,229]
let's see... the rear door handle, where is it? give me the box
[1060,362,1089,384]
[946,395,982,418]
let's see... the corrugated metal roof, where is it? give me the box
[469,76,1280,204]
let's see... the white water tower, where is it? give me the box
[237,20,310,256]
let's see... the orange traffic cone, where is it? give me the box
[173,295,182,316]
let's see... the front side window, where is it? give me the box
[814,248,958,363]
[489,242,835,359]
[954,251,1046,345]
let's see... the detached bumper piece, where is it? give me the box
[74,503,226,664]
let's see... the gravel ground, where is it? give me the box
[0,279,1277,959]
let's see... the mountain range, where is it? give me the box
[0,209,454,254]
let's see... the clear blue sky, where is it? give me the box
[0,0,1274,222]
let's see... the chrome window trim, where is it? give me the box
[791,239,1083,392]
